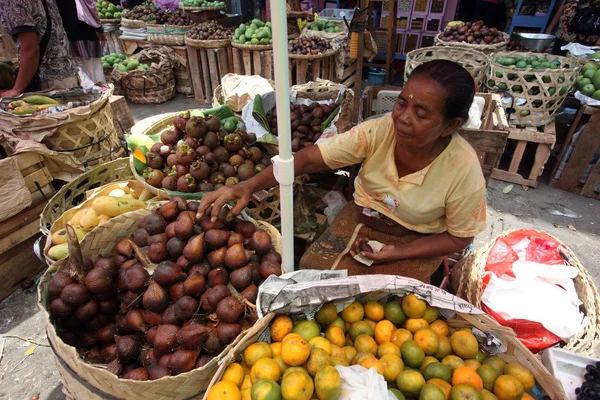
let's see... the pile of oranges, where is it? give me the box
[206,294,537,400]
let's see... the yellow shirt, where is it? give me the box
[317,114,487,238]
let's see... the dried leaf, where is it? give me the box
[30,394,40,400]
[503,184,514,194]
[568,224,577,231]
[24,345,36,356]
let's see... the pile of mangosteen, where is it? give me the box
[439,21,504,45]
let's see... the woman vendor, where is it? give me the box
[197,60,487,282]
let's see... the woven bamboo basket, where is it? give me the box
[288,48,338,60]
[452,229,600,355]
[121,71,176,104]
[405,46,490,88]
[104,68,123,96]
[40,158,133,235]
[42,95,125,170]
[38,206,281,400]
[434,32,510,54]
[184,36,230,49]
[100,18,121,24]
[231,42,272,51]
[485,51,581,127]
[204,292,566,400]
[147,24,193,46]
[178,4,226,11]
[120,18,146,29]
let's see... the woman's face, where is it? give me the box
[391,75,461,148]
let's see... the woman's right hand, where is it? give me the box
[196,181,254,222]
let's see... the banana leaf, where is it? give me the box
[252,94,271,133]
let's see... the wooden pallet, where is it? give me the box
[289,53,337,86]
[340,60,358,91]
[550,106,600,199]
[109,95,135,140]
[230,47,273,81]
[170,45,194,96]
[491,124,556,188]
[188,45,233,104]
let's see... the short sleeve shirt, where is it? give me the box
[0,0,78,83]
[557,0,600,43]
[317,114,487,238]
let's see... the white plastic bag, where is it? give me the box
[335,365,397,400]
[462,96,486,129]
[323,191,347,224]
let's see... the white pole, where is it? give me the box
[269,0,295,273]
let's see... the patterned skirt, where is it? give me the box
[70,40,103,59]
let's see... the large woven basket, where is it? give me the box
[452,229,600,355]
[42,94,125,170]
[485,51,581,127]
[184,36,231,49]
[231,42,272,51]
[405,46,490,88]
[147,24,193,46]
[434,32,510,54]
[120,18,146,29]
[38,206,281,400]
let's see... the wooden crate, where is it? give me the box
[230,47,273,80]
[289,53,337,86]
[0,233,44,301]
[171,45,194,96]
[109,95,135,140]
[550,106,600,199]
[118,38,149,56]
[340,59,358,91]
[16,152,56,206]
[187,45,233,104]
[491,124,556,188]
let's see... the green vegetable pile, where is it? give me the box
[95,0,124,19]
[494,54,562,70]
[309,20,341,33]
[180,0,225,7]
[232,19,272,45]
[109,57,152,72]
[101,53,126,69]
[576,62,600,99]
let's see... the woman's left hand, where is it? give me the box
[350,238,401,265]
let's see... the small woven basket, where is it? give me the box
[452,229,600,355]
[120,18,146,29]
[434,32,510,54]
[231,42,272,51]
[405,46,490,88]
[288,48,338,60]
[184,36,231,49]
[147,24,193,46]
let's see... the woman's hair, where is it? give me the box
[409,60,475,122]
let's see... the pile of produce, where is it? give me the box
[576,62,600,100]
[507,39,523,51]
[123,3,159,22]
[494,54,562,70]
[308,20,341,33]
[439,20,505,45]
[95,0,124,20]
[207,295,538,400]
[48,187,149,261]
[101,53,127,69]
[185,21,232,41]
[116,58,152,72]
[576,362,600,399]
[232,20,272,46]
[6,95,63,116]
[180,0,226,7]
[132,110,270,192]
[266,101,339,151]
[47,199,283,380]
[153,8,191,25]
[288,37,332,56]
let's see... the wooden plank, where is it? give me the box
[232,48,243,75]
[551,106,585,184]
[508,141,527,173]
[199,48,212,102]
[0,235,45,302]
[30,185,54,206]
[322,57,329,82]
[216,48,229,79]
[0,219,39,254]
[491,169,538,188]
[0,202,46,239]
[206,49,220,97]
[24,167,53,194]
[312,58,321,81]
[15,153,43,171]
[227,47,233,72]
[329,57,336,81]
[263,50,273,80]
[507,129,556,144]
[342,61,357,80]
[252,51,262,77]
[581,161,600,198]
[242,50,252,75]
[187,47,205,103]
[528,143,553,180]
[296,59,308,85]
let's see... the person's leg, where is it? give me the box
[482,2,498,28]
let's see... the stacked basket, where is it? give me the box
[147,24,194,46]
[434,32,510,55]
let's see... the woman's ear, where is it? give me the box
[441,118,464,137]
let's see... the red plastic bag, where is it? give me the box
[482,229,567,352]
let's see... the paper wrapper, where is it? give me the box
[575,90,600,107]
[0,156,32,222]
[215,74,276,113]
[353,240,385,266]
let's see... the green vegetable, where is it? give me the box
[252,19,265,27]
[245,28,254,40]
[202,104,234,120]
[223,117,238,133]
[239,24,246,34]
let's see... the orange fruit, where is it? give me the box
[449,383,482,400]
[427,378,452,399]
[380,354,404,382]
[354,334,378,355]
[377,342,401,358]
[282,366,309,378]
[363,318,377,333]
[401,294,427,318]
[364,301,385,321]
[374,320,396,344]
[434,335,453,360]
[360,356,385,375]
[315,303,338,326]
[330,353,349,367]
[385,300,406,325]
[450,331,479,359]
[343,346,357,364]
[241,375,252,390]
[293,320,320,342]
[329,316,347,333]
[475,351,487,363]
[281,334,310,367]
[270,315,294,342]
[420,383,447,400]
[325,326,346,348]
[391,328,413,348]
[250,358,281,384]
[241,361,251,375]
[351,351,374,366]
[273,355,288,376]
[281,370,314,400]
[345,333,354,346]
[430,320,449,337]
[441,355,465,372]
[330,344,345,359]
[481,389,499,400]
[483,356,506,374]
[503,363,535,391]
[340,301,364,323]
[306,348,331,377]
[270,342,282,357]
[315,366,341,400]
[405,318,429,333]
[423,306,440,324]
[521,394,534,400]
[477,364,501,392]
[250,379,281,400]
[207,381,241,400]
[452,366,484,390]
[414,328,440,356]
[423,362,452,383]
[349,320,374,340]
[396,370,426,398]
[222,363,245,387]
[420,356,440,373]
[401,340,425,369]
[493,375,524,400]
[464,359,481,371]
[308,336,332,355]
[243,342,273,367]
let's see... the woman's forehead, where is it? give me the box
[402,77,446,109]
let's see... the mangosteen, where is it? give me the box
[190,160,210,181]
[237,164,256,181]
[161,129,180,146]
[176,164,189,178]
[225,177,239,187]
[184,136,199,150]
[175,143,196,166]
[209,172,226,186]
[197,182,214,192]
[174,111,190,131]
[162,176,177,190]
[159,145,172,158]
[213,146,229,164]
[146,152,164,169]
[196,145,210,158]
[177,174,196,193]
[204,115,221,132]
[223,133,243,153]
[143,168,164,187]
[185,116,208,139]
[203,132,219,150]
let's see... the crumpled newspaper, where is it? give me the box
[562,42,600,57]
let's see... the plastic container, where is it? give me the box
[367,68,386,85]
[318,8,355,22]
[541,347,600,400]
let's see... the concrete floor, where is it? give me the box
[0,95,599,400]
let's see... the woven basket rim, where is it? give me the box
[184,36,231,48]
[288,48,338,60]
[490,50,581,73]
[146,23,194,31]
[147,35,186,46]
[231,41,272,50]
[99,18,121,24]
[406,45,490,63]
[178,4,226,10]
